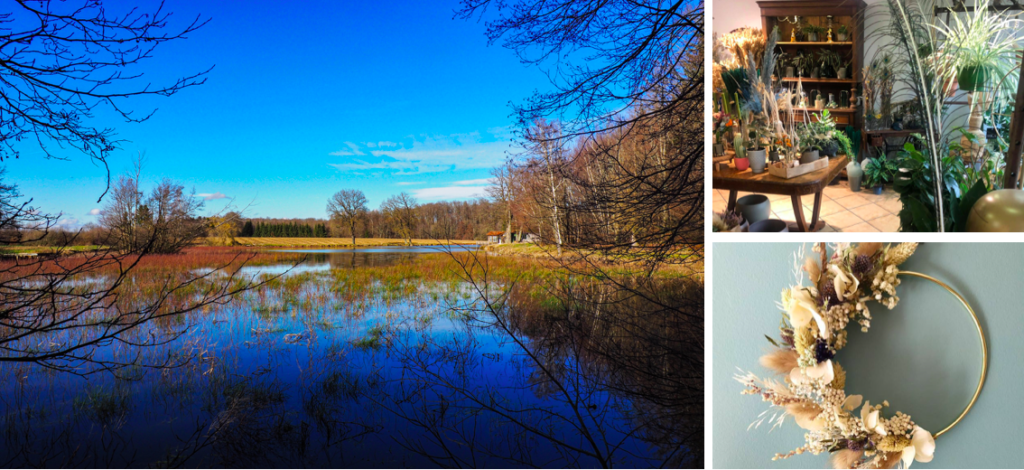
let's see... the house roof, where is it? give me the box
[485,231,504,236]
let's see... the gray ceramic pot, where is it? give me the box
[713,143,724,156]
[749,219,789,232]
[785,66,795,78]
[846,160,863,192]
[800,150,820,164]
[837,33,848,41]
[807,32,818,42]
[810,67,820,79]
[769,150,780,163]
[837,67,847,80]
[748,149,767,174]
[736,194,770,224]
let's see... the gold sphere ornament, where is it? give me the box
[966,189,1024,232]
[735,242,986,469]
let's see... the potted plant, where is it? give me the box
[836,24,849,42]
[792,51,814,78]
[818,49,842,79]
[746,127,770,174]
[931,0,1024,94]
[803,23,823,42]
[862,157,894,194]
[836,59,850,80]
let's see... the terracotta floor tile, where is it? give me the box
[877,197,903,214]
[833,194,872,209]
[850,203,892,222]
[869,215,901,232]
[843,222,882,232]
[822,211,865,229]
[813,199,846,217]
[823,185,853,200]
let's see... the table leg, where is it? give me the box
[809,191,823,230]
[791,194,807,232]
[727,190,737,211]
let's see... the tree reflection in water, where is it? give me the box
[365,256,703,468]
[0,251,701,468]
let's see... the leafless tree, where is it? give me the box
[0,0,212,199]
[488,161,518,244]
[99,162,206,254]
[380,192,419,246]
[326,189,368,246]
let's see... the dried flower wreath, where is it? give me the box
[735,242,986,469]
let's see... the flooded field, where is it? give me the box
[0,248,702,468]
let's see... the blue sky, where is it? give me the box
[4,0,546,226]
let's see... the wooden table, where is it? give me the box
[712,154,848,232]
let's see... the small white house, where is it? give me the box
[486,231,504,244]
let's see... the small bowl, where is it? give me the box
[749,219,789,232]
[736,194,770,224]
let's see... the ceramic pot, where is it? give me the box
[785,66,795,78]
[846,160,863,192]
[749,219,789,232]
[837,32,848,41]
[800,150,819,164]
[836,67,847,80]
[957,65,992,92]
[873,185,884,195]
[768,150,780,163]
[736,194,770,224]
[807,32,818,42]
[748,149,767,174]
[810,67,820,79]
[734,157,750,171]
[713,143,724,156]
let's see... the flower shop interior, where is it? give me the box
[712,0,1024,232]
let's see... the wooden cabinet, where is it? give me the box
[757,0,866,129]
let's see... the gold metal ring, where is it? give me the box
[898,271,987,439]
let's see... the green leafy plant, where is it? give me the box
[893,133,991,232]
[838,24,849,35]
[862,158,888,188]
[817,49,843,77]
[930,0,1023,96]
[793,51,814,76]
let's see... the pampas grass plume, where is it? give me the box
[759,348,798,374]
[830,449,864,469]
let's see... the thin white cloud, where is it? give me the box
[411,185,490,201]
[57,218,80,227]
[396,181,423,186]
[329,141,365,157]
[452,178,494,186]
[329,132,514,175]
[198,192,228,201]
[88,208,101,215]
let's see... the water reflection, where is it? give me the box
[0,249,701,468]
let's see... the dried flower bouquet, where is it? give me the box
[736,242,936,469]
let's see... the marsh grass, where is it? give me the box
[74,385,133,428]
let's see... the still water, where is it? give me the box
[0,249,701,468]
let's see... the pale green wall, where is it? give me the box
[713,243,1024,468]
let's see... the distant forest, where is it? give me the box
[243,199,505,240]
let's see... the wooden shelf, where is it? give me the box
[780,77,856,83]
[793,107,856,113]
[777,41,853,46]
